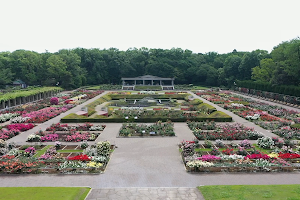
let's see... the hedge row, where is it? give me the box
[60,111,232,123]
[85,94,112,116]
[236,80,300,97]
[196,103,217,113]
[108,94,189,100]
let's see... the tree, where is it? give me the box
[46,55,68,87]
[251,58,275,82]
[223,55,242,85]
[0,53,14,87]
[238,51,260,80]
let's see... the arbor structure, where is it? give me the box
[121,75,175,90]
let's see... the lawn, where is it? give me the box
[0,187,90,200]
[198,185,300,200]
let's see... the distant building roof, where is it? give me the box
[121,75,174,80]
[12,79,26,85]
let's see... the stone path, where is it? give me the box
[2,91,300,200]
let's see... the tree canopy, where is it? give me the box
[0,37,299,89]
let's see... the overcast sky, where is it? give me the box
[1,0,299,54]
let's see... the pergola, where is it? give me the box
[121,75,174,88]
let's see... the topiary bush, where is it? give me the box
[50,97,59,105]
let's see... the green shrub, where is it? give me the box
[197,103,217,113]
[189,99,203,105]
[108,94,188,100]
[290,123,300,129]
[85,94,112,116]
[207,111,232,122]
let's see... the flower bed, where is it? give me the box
[22,105,74,123]
[190,123,263,140]
[45,123,106,132]
[27,130,101,142]
[0,129,20,140]
[180,140,299,173]
[0,140,114,174]
[6,123,35,132]
[119,121,175,137]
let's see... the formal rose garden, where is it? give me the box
[180,136,300,173]
[0,90,104,141]
[61,92,232,123]
[0,140,114,174]
[195,90,300,140]
[27,123,105,142]
[2,88,300,175]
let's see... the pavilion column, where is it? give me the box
[1,101,5,109]
[134,80,136,85]
[151,80,153,85]
[160,80,162,85]
[143,80,145,85]
[172,80,174,85]
[12,98,16,106]
[8,100,11,108]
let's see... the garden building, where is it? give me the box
[121,75,174,90]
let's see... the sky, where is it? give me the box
[1,0,299,54]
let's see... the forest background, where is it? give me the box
[0,38,299,92]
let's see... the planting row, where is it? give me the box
[180,136,300,173]
[0,140,113,174]
[119,121,175,137]
[187,121,263,140]
[196,90,300,139]
[27,123,106,142]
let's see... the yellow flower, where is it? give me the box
[268,152,279,158]
[87,162,103,168]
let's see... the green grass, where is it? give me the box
[34,145,53,158]
[291,123,300,129]
[195,148,212,152]
[57,149,83,153]
[0,187,91,200]
[253,144,272,154]
[198,185,300,200]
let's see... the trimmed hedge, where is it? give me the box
[196,103,217,113]
[85,94,112,116]
[108,94,189,100]
[61,111,232,123]
[134,85,162,91]
[189,99,203,105]
[207,111,232,121]
[237,80,300,97]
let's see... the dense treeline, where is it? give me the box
[0,38,299,90]
[237,80,300,97]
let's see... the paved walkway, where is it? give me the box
[2,91,300,200]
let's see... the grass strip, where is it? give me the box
[253,144,272,154]
[0,187,91,200]
[198,185,300,200]
[34,145,53,158]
